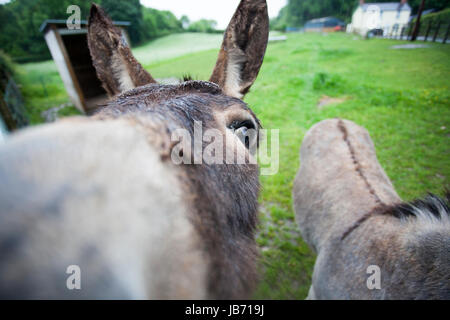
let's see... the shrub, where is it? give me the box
[0,50,15,78]
[413,8,450,25]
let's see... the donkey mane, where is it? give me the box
[182,74,194,82]
[336,119,449,240]
[294,119,449,300]
[342,192,450,240]
[382,191,450,222]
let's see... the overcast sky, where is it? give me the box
[140,0,287,29]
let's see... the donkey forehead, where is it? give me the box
[111,81,258,118]
[117,81,224,99]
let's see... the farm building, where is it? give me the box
[304,17,346,32]
[40,19,131,113]
[348,0,411,37]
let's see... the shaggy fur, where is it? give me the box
[87,4,156,97]
[0,1,269,299]
[94,82,262,298]
[293,119,450,300]
[209,0,269,98]
[386,192,450,221]
[342,192,450,241]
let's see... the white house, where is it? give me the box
[348,0,412,37]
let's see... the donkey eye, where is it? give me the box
[228,120,255,131]
[228,120,257,149]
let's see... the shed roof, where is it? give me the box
[40,19,130,34]
[361,2,412,12]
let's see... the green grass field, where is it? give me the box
[133,32,223,66]
[16,32,450,299]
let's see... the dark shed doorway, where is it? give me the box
[40,20,131,113]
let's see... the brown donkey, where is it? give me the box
[0,1,269,299]
[293,119,449,299]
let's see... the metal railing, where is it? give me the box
[379,21,449,43]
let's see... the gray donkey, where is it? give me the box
[0,0,269,299]
[293,118,449,299]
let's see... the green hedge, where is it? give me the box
[414,8,450,24]
[0,50,15,78]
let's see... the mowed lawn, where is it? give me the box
[133,32,223,66]
[16,32,450,299]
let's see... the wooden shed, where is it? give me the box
[40,19,131,113]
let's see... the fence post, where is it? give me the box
[407,23,413,40]
[432,21,441,42]
[411,0,426,41]
[444,24,450,44]
[424,21,432,42]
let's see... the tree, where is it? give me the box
[180,15,190,29]
[0,0,92,61]
[272,0,358,28]
[187,19,218,33]
[404,0,449,13]
[141,7,182,40]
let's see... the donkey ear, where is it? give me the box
[87,3,156,97]
[209,0,269,99]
